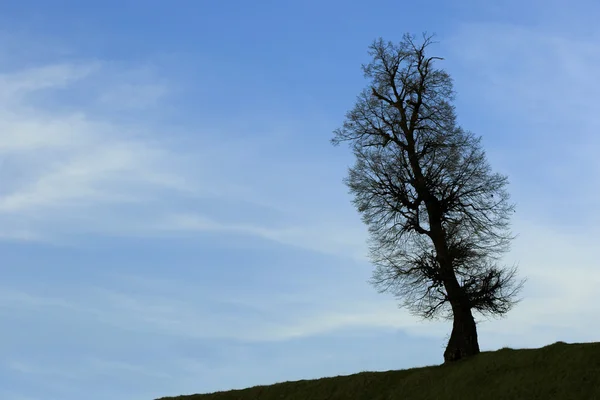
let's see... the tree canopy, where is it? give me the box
[332,33,525,362]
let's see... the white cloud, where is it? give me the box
[3,24,600,400]
[98,82,168,109]
[154,212,368,261]
[0,51,363,260]
[0,59,198,240]
[6,360,80,380]
[0,283,424,343]
[446,23,600,212]
[3,216,598,346]
[85,358,172,380]
[0,63,98,101]
[439,23,600,351]
[449,23,600,120]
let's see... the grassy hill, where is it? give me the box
[157,341,600,400]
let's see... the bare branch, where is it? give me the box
[332,33,524,325]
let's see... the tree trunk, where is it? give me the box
[421,190,481,363]
[443,302,480,363]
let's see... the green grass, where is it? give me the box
[157,341,600,400]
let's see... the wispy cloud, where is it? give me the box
[0,63,98,102]
[3,217,599,347]
[0,59,186,240]
[153,212,367,260]
[446,23,600,229]
[3,12,600,400]
[1,21,596,343]
[6,360,81,380]
[442,22,600,349]
[0,48,364,261]
[0,60,259,244]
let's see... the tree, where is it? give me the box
[332,33,525,363]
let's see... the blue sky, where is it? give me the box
[1,1,599,399]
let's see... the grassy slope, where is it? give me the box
[158,341,600,400]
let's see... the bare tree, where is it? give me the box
[332,33,525,363]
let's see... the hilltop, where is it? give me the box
[157,341,600,400]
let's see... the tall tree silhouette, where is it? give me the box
[332,33,525,362]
